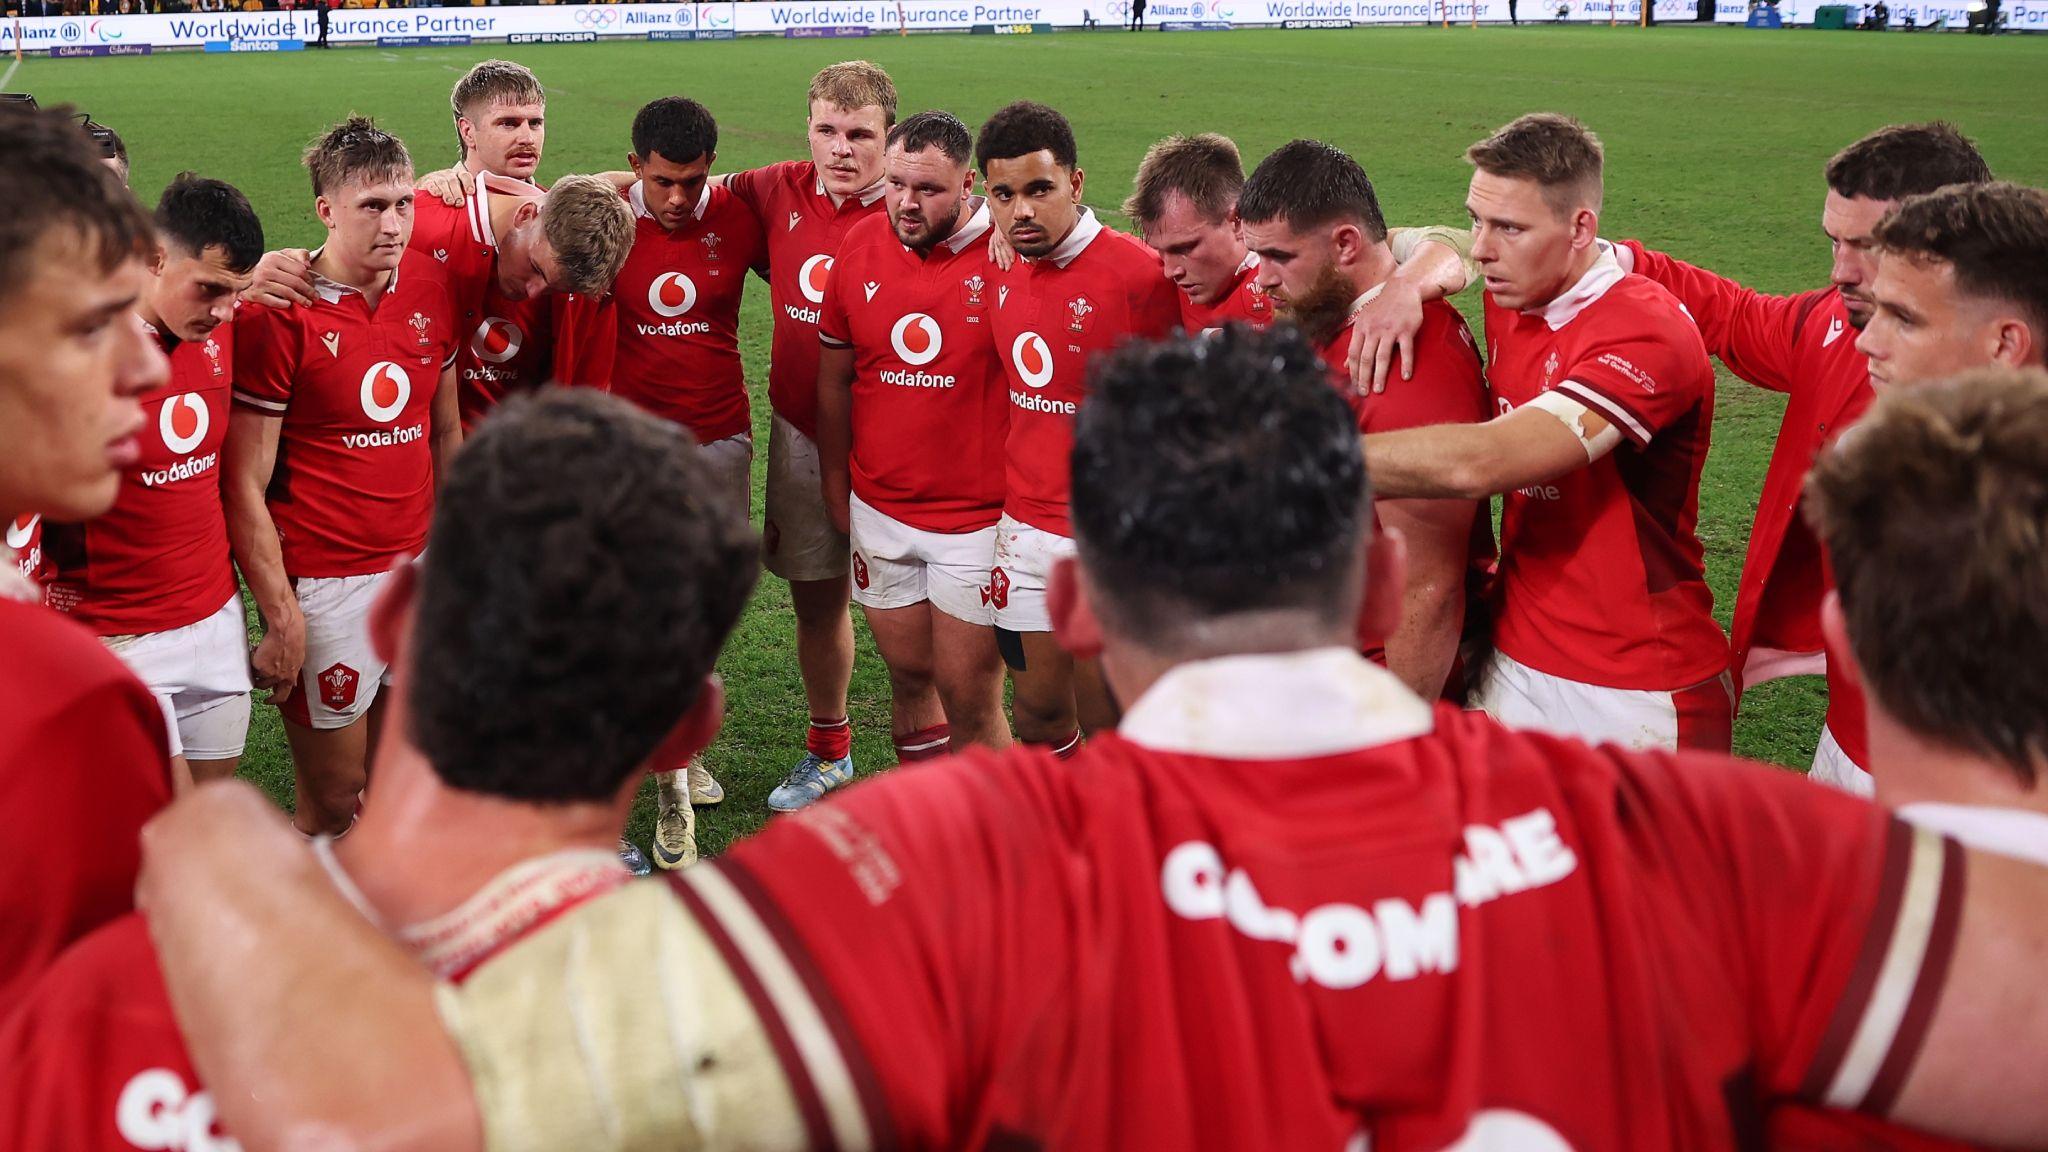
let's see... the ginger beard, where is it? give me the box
[1276,259,1358,348]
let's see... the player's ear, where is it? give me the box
[1069,166,1086,204]
[1227,207,1243,240]
[645,675,726,771]
[367,557,422,667]
[628,153,644,180]
[1820,591,1865,693]
[1991,316,2036,369]
[314,195,335,231]
[1357,524,1406,654]
[1570,205,1599,251]
[1047,557,1104,660]
[1331,222,1365,265]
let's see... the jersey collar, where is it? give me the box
[1118,647,1436,760]
[815,169,889,209]
[1526,240,1623,331]
[936,198,993,255]
[1040,207,1105,270]
[630,179,711,225]
[306,246,400,305]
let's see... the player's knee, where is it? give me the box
[884,662,934,702]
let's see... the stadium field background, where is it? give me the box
[13,25,2048,853]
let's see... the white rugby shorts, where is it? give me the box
[763,415,849,583]
[281,567,400,731]
[102,594,252,760]
[1473,650,1733,753]
[989,514,1077,635]
[1809,724,1875,797]
[849,494,998,626]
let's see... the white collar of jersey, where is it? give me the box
[630,179,711,224]
[814,170,889,208]
[306,246,399,305]
[1118,646,1436,760]
[1039,207,1105,270]
[1525,239,1623,331]
[1347,281,1387,318]
[1898,803,2048,868]
[934,199,994,255]
[1235,249,1261,275]
[469,175,497,249]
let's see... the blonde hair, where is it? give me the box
[1466,113,1604,218]
[806,60,897,126]
[541,175,633,297]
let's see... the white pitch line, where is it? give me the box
[0,56,22,95]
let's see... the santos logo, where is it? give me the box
[360,362,411,424]
[890,313,943,365]
[470,317,524,365]
[649,271,699,318]
[799,254,834,305]
[1160,808,1578,991]
[116,1067,241,1152]
[5,514,38,551]
[160,393,209,455]
[1010,331,1054,389]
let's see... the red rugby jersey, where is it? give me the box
[1181,250,1273,333]
[7,514,42,585]
[232,249,459,579]
[1320,298,1492,667]
[817,204,1006,534]
[675,647,1965,1151]
[412,183,555,431]
[987,210,1182,537]
[725,159,889,441]
[43,322,238,635]
[1483,254,1729,692]
[605,180,764,442]
[0,599,170,1019]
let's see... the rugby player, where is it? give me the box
[600,95,767,866]
[226,117,462,836]
[0,390,755,1152]
[143,327,2048,1152]
[718,61,896,810]
[979,100,1181,752]
[42,175,263,787]
[0,102,172,1015]
[1236,140,1488,700]
[816,110,1012,759]
[1361,114,1731,752]
[1123,132,1273,331]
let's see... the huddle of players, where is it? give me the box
[9,84,2048,1152]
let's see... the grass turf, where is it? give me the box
[12,25,2048,853]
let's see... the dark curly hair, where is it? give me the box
[407,391,758,802]
[155,173,265,274]
[1071,325,1369,648]
[974,100,1077,175]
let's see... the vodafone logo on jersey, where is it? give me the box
[799,254,833,305]
[890,313,943,366]
[1010,332,1055,389]
[648,271,699,318]
[116,1067,241,1152]
[359,362,412,424]
[160,393,209,455]
[470,318,524,365]
[5,514,38,551]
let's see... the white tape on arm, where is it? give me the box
[1527,391,1624,461]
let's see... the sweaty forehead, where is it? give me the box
[986,151,1066,187]
[474,97,545,122]
[887,146,962,181]
[809,102,887,133]
[1823,191,1894,240]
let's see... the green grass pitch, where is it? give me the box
[12,25,2048,853]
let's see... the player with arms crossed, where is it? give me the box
[1236,140,1488,701]
[816,110,1013,763]
[1363,114,1730,751]
[978,100,1181,753]
[226,117,463,836]
[142,327,2048,1152]
[42,175,263,789]
[600,95,766,865]
[0,103,173,1017]
[722,61,897,810]
[0,390,757,1152]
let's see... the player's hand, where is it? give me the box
[250,610,305,705]
[1347,278,1427,395]
[822,469,852,537]
[417,166,474,207]
[241,248,316,310]
[988,228,1018,272]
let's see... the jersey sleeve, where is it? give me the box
[1362,306,1490,435]
[1552,308,1710,450]
[723,161,790,218]
[550,293,616,391]
[230,305,299,414]
[1130,260,1185,342]
[816,241,854,349]
[1663,755,1965,1115]
[1615,238,1811,394]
